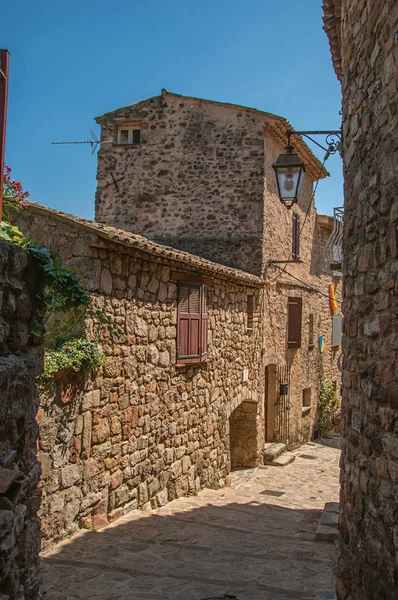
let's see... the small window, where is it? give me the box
[247,295,254,331]
[117,125,141,145]
[308,313,314,347]
[287,297,302,349]
[292,212,300,260]
[177,282,208,365]
[302,388,311,414]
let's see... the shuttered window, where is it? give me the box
[287,297,302,348]
[308,313,314,347]
[247,295,254,331]
[177,282,208,364]
[292,212,300,260]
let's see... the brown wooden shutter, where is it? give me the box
[292,212,300,260]
[247,295,254,330]
[177,282,207,363]
[201,286,208,358]
[308,313,314,346]
[287,297,302,348]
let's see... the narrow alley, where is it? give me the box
[41,440,340,600]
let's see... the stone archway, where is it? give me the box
[229,401,258,468]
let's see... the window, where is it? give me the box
[302,388,311,408]
[177,282,208,364]
[247,295,254,331]
[117,125,141,145]
[308,313,314,347]
[292,212,300,260]
[302,388,311,414]
[287,297,302,348]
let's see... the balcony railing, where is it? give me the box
[324,207,343,272]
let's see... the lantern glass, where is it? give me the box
[272,148,305,207]
[275,165,304,202]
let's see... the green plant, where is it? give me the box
[0,221,89,342]
[0,221,124,385]
[318,378,339,435]
[38,337,105,386]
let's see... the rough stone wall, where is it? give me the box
[14,209,264,549]
[95,92,266,275]
[323,2,398,599]
[0,241,43,600]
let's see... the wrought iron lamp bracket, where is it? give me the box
[286,129,343,158]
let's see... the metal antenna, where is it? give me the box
[51,129,111,155]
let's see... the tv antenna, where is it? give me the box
[51,128,110,155]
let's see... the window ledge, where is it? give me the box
[302,406,311,415]
[176,359,208,367]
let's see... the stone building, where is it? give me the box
[15,204,265,547]
[323,1,398,599]
[95,90,343,446]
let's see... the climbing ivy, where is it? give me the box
[0,221,89,341]
[318,378,339,435]
[0,221,121,386]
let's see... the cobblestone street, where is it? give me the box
[41,440,340,600]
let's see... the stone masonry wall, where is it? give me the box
[14,208,264,549]
[0,241,43,600]
[95,91,266,275]
[323,1,398,599]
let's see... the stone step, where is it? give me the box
[271,451,296,467]
[316,501,340,543]
[263,442,287,463]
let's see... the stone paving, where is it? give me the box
[40,439,340,600]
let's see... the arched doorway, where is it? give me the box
[229,401,258,468]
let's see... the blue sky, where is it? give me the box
[3,0,342,220]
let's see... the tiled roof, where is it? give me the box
[322,0,342,81]
[23,203,264,286]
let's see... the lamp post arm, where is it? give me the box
[286,129,343,156]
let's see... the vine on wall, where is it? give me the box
[1,171,121,387]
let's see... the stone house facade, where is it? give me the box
[323,1,398,599]
[95,89,329,276]
[15,204,265,548]
[95,90,343,447]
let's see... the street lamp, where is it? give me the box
[272,142,305,209]
[272,129,342,209]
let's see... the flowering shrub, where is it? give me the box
[3,165,30,219]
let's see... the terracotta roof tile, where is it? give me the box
[23,203,264,287]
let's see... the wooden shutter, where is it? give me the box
[177,282,208,363]
[287,297,302,348]
[132,129,141,144]
[247,295,254,330]
[292,212,300,260]
[201,286,208,358]
[308,313,314,347]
